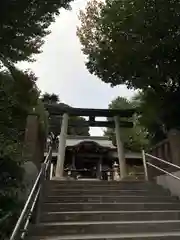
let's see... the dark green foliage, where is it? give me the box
[41,93,60,104]
[78,0,180,143]
[0,139,23,240]
[0,0,73,65]
[48,114,90,137]
[104,97,149,151]
[0,68,46,239]
[0,68,38,139]
[78,0,180,90]
[133,89,180,144]
[68,116,90,136]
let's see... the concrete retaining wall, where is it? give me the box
[156,171,180,197]
[19,161,38,202]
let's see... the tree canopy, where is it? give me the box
[0,0,73,67]
[0,66,47,238]
[104,96,149,151]
[41,93,60,104]
[77,0,180,91]
[132,90,173,144]
[78,0,180,142]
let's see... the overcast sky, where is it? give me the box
[18,0,134,136]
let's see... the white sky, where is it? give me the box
[18,0,134,136]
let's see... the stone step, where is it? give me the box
[40,210,180,223]
[46,182,165,191]
[26,232,180,240]
[44,195,177,203]
[47,181,157,186]
[41,202,180,212]
[28,221,180,237]
[27,180,180,240]
[46,189,171,196]
[46,180,163,186]
[49,180,146,185]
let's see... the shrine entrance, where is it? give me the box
[45,105,135,179]
[75,158,98,179]
[65,141,110,180]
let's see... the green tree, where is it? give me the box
[104,97,148,151]
[48,114,90,136]
[133,90,169,144]
[41,93,60,104]
[0,67,48,238]
[77,0,180,91]
[68,116,90,136]
[0,0,73,67]
[78,0,180,141]
[0,67,39,137]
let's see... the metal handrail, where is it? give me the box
[142,150,180,181]
[145,153,180,170]
[141,150,148,181]
[147,162,180,181]
[20,187,41,239]
[9,146,52,240]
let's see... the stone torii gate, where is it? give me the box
[45,105,135,179]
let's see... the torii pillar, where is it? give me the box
[55,113,69,178]
[114,116,127,179]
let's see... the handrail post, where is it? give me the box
[47,147,52,180]
[142,150,149,181]
[50,163,54,180]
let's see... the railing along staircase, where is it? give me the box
[9,146,52,240]
[8,149,180,239]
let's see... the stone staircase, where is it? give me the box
[27,180,180,239]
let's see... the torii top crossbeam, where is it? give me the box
[44,104,135,118]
